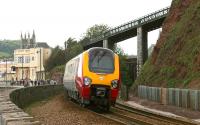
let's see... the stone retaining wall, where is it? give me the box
[10,85,63,108]
[0,85,63,125]
[138,85,200,111]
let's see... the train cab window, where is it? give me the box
[89,49,114,73]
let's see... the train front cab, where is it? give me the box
[81,48,120,109]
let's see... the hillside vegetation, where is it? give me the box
[136,0,200,89]
[0,40,21,58]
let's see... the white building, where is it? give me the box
[14,47,51,81]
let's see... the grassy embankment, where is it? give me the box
[135,0,200,89]
[0,40,21,58]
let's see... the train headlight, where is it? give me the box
[84,77,92,86]
[111,79,118,89]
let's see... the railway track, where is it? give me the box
[88,102,200,125]
[114,102,199,125]
[68,96,199,125]
[98,109,154,125]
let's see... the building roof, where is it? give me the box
[35,42,50,48]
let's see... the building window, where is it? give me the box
[18,57,23,63]
[32,56,34,61]
[25,56,30,63]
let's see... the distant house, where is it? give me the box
[0,60,16,81]
[14,31,52,81]
[14,48,51,81]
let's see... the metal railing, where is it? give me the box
[88,7,170,46]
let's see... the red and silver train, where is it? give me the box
[63,47,120,110]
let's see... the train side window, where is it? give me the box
[64,65,68,77]
[75,58,80,74]
[77,56,82,77]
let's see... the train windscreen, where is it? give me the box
[89,49,114,73]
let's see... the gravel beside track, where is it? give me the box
[25,94,122,125]
[22,90,200,125]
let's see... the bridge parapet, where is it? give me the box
[88,7,170,46]
[108,7,169,36]
[86,7,170,74]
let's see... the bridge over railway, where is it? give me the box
[83,7,170,74]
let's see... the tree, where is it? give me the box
[64,42,83,62]
[45,46,66,71]
[79,37,90,47]
[63,37,83,61]
[114,46,133,87]
[85,24,110,39]
[64,37,77,50]
[80,24,110,46]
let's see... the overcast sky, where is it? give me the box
[0,0,172,55]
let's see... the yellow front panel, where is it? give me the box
[82,51,119,87]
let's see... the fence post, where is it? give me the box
[181,89,190,109]
[174,88,181,107]
[161,88,167,105]
[190,90,198,110]
[168,88,175,105]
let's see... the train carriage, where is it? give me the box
[63,47,120,110]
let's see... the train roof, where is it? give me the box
[65,47,115,65]
[86,47,114,53]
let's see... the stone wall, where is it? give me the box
[10,85,63,109]
[0,85,63,125]
[0,88,40,125]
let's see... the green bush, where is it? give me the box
[160,66,176,78]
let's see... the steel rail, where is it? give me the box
[115,102,199,125]
[68,100,130,125]
[69,98,148,125]
[67,97,199,125]
[109,109,155,125]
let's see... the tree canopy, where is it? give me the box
[45,38,83,72]
[45,46,66,71]
[84,24,110,39]
[64,39,83,62]
[64,37,77,50]
[114,46,133,87]
[80,24,110,46]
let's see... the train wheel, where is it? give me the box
[106,105,110,111]
[104,103,110,112]
[81,97,85,107]
[67,90,73,101]
[80,103,86,108]
[64,89,70,100]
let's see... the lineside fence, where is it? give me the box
[138,85,200,111]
